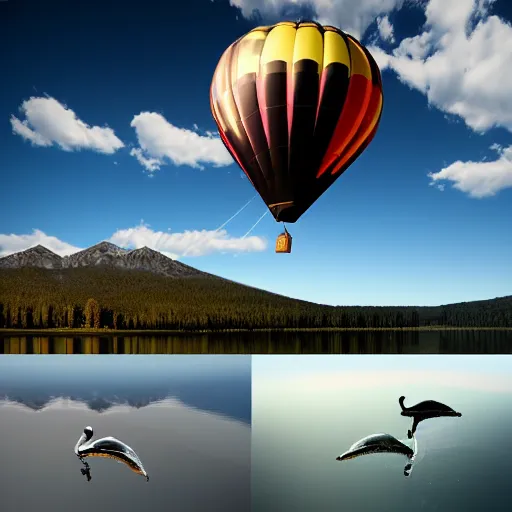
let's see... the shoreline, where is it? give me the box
[0,326,511,336]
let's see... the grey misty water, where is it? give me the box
[0,356,251,512]
[251,355,512,512]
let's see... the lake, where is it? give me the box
[251,355,512,511]
[0,356,251,512]
[1,329,511,354]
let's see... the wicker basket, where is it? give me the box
[275,231,292,253]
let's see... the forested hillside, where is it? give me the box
[0,267,511,330]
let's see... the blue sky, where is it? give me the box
[1,0,511,306]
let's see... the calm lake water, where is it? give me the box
[1,329,511,354]
[251,355,512,511]
[0,356,251,512]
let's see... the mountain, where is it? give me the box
[123,246,203,278]
[0,241,205,278]
[0,243,511,329]
[0,244,63,269]
[65,241,129,268]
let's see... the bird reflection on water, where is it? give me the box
[74,426,149,482]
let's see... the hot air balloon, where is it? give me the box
[210,20,383,253]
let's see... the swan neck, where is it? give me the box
[74,432,87,455]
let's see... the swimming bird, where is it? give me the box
[336,433,417,477]
[399,396,462,438]
[74,426,149,481]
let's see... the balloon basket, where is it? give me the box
[275,230,292,254]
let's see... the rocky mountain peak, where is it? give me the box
[0,241,206,278]
[30,244,49,251]
[131,246,154,254]
[91,241,126,252]
[0,244,63,269]
[25,244,59,255]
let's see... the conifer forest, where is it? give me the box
[0,268,511,331]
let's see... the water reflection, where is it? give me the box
[1,329,512,354]
[0,355,250,424]
[0,357,251,512]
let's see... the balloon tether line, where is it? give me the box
[182,194,258,257]
[242,210,269,239]
[214,194,258,232]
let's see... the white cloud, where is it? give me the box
[366,44,392,70]
[374,0,512,133]
[229,0,405,40]
[109,222,267,258]
[0,230,82,257]
[358,0,512,198]
[130,148,162,173]
[130,112,233,172]
[10,96,124,154]
[0,225,268,260]
[428,145,512,197]
[376,15,395,42]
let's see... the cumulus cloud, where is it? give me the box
[376,15,395,42]
[0,225,267,259]
[428,145,512,197]
[130,112,233,173]
[371,0,512,133]
[109,222,267,258]
[229,0,405,40]
[10,96,124,154]
[0,230,82,257]
[130,147,161,173]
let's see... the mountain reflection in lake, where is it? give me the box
[1,329,511,354]
[251,355,512,512]
[0,356,251,512]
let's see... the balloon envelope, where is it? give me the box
[210,21,383,223]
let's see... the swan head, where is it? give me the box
[84,426,93,440]
[75,426,94,456]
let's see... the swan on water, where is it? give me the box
[336,433,418,477]
[74,426,149,481]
